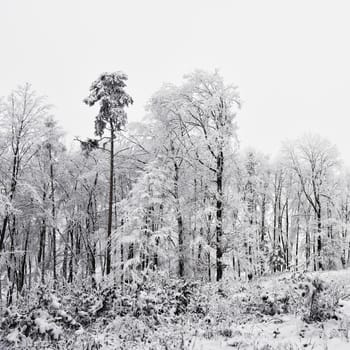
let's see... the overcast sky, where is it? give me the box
[1,1,350,163]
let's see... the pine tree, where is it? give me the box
[84,72,133,275]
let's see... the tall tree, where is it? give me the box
[147,85,189,278]
[0,84,49,254]
[283,134,339,270]
[180,70,241,281]
[84,72,133,275]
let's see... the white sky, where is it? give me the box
[1,0,350,163]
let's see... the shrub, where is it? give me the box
[299,276,340,323]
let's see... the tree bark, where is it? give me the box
[48,145,57,282]
[216,150,224,281]
[106,126,114,275]
[173,158,184,278]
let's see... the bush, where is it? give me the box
[0,271,343,349]
[0,286,82,348]
[299,276,340,323]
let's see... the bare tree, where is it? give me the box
[283,134,339,270]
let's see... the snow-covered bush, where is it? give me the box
[0,285,81,348]
[298,276,340,322]
[0,271,344,349]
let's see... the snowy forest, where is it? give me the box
[1,70,350,349]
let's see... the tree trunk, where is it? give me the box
[216,150,224,281]
[68,229,74,283]
[0,143,20,253]
[306,226,311,270]
[48,145,57,282]
[295,195,301,271]
[62,233,68,281]
[273,174,278,273]
[18,224,30,293]
[39,189,47,284]
[106,126,114,275]
[260,191,266,274]
[285,199,289,270]
[173,158,184,278]
[317,212,322,270]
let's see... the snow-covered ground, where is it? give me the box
[3,269,350,349]
[192,269,350,350]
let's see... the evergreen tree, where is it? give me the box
[84,72,133,275]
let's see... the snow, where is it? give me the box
[50,294,61,309]
[191,313,350,349]
[34,310,63,339]
[6,329,20,345]
[50,324,63,340]
[191,269,350,349]
[35,312,52,334]
[75,328,84,335]
[3,269,350,349]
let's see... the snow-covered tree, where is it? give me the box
[84,72,133,275]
